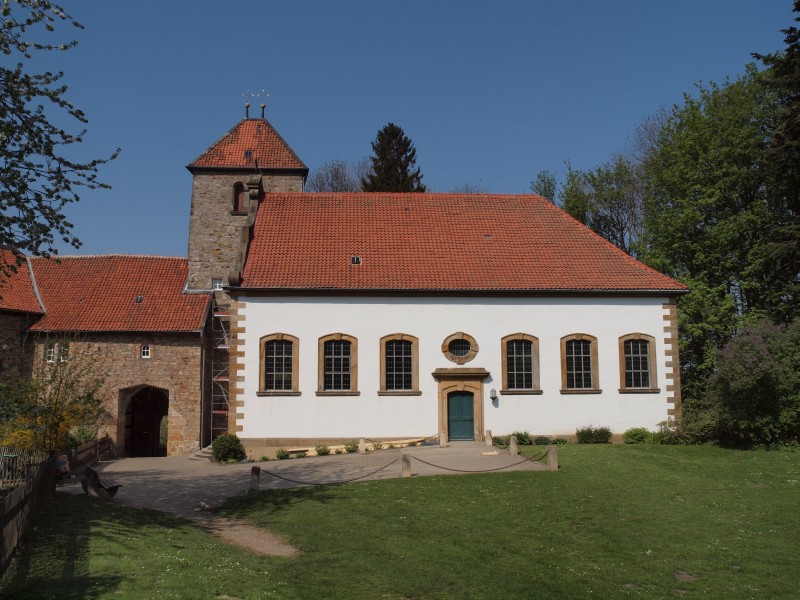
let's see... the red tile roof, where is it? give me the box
[188,118,307,171]
[240,193,687,293]
[29,255,209,332]
[0,250,44,314]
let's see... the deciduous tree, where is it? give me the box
[529,169,557,203]
[0,0,118,271]
[306,158,370,192]
[561,157,644,258]
[0,338,105,451]
[361,123,426,192]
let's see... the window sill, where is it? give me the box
[230,210,248,216]
[618,388,661,394]
[256,391,301,397]
[316,391,361,396]
[377,390,423,396]
[560,389,602,395]
[500,389,543,395]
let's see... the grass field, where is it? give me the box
[1,444,799,599]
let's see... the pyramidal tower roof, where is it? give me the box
[188,118,307,171]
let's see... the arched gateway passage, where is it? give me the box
[124,386,169,457]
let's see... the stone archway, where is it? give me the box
[122,386,169,457]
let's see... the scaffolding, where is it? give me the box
[210,305,230,441]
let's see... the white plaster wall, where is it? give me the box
[236,296,673,439]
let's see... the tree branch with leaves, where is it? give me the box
[0,0,119,273]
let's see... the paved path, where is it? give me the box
[58,442,549,520]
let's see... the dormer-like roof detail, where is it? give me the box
[237,193,688,294]
[188,118,307,172]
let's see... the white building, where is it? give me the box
[226,191,686,446]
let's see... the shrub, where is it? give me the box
[654,420,685,445]
[493,435,509,447]
[533,435,552,445]
[552,438,569,445]
[295,451,307,458]
[407,441,417,447]
[623,427,652,444]
[334,448,343,454]
[707,318,800,446]
[372,442,383,450]
[259,456,270,462]
[576,425,612,444]
[212,434,246,462]
[275,448,290,460]
[314,444,330,456]
[510,431,532,445]
[387,443,395,449]
[344,440,359,453]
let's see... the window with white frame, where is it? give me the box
[140,344,152,359]
[45,343,57,363]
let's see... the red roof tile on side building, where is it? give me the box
[239,193,687,293]
[188,118,307,171]
[29,255,209,332]
[0,250,44,314]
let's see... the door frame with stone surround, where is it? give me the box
[117,384,170,457]
[433,368,488,442]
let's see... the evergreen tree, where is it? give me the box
[752,1,800,322]
[361,123,426,192]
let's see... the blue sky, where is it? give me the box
[26,1,795,256]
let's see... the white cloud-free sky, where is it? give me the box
[21,0,794,256]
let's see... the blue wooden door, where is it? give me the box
[448,391,474,441]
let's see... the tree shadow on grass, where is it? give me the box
[1,493,124,598]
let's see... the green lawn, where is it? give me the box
[2,445,799,599]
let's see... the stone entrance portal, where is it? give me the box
[123,386,169,457]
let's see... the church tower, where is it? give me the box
[186,112,308,296]
[186,109,307,441]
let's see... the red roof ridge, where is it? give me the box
[237,192,687,293]
[30,253,188,260]
[188,118,307,171]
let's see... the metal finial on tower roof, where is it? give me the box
[257,90,269,119]
[242,90,268,119]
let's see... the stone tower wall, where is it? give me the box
[186,171,304,293]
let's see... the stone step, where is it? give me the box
[189,446,214,461]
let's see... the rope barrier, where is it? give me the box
[408,448,549,474]
[261,457,399,487]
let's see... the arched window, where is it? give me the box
[501,333,541,393]
[560,334,600,393]
[317,333,359,395]
[258,333,299,394]
[380,334,420,394]
[233,182,247,213]
[618,333,659,392]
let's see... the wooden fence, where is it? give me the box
[70,435,117,471]
[0,448,48,491]
[0,455,55,576]
[0,435,116,576]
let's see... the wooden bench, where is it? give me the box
[81,465,122,500]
